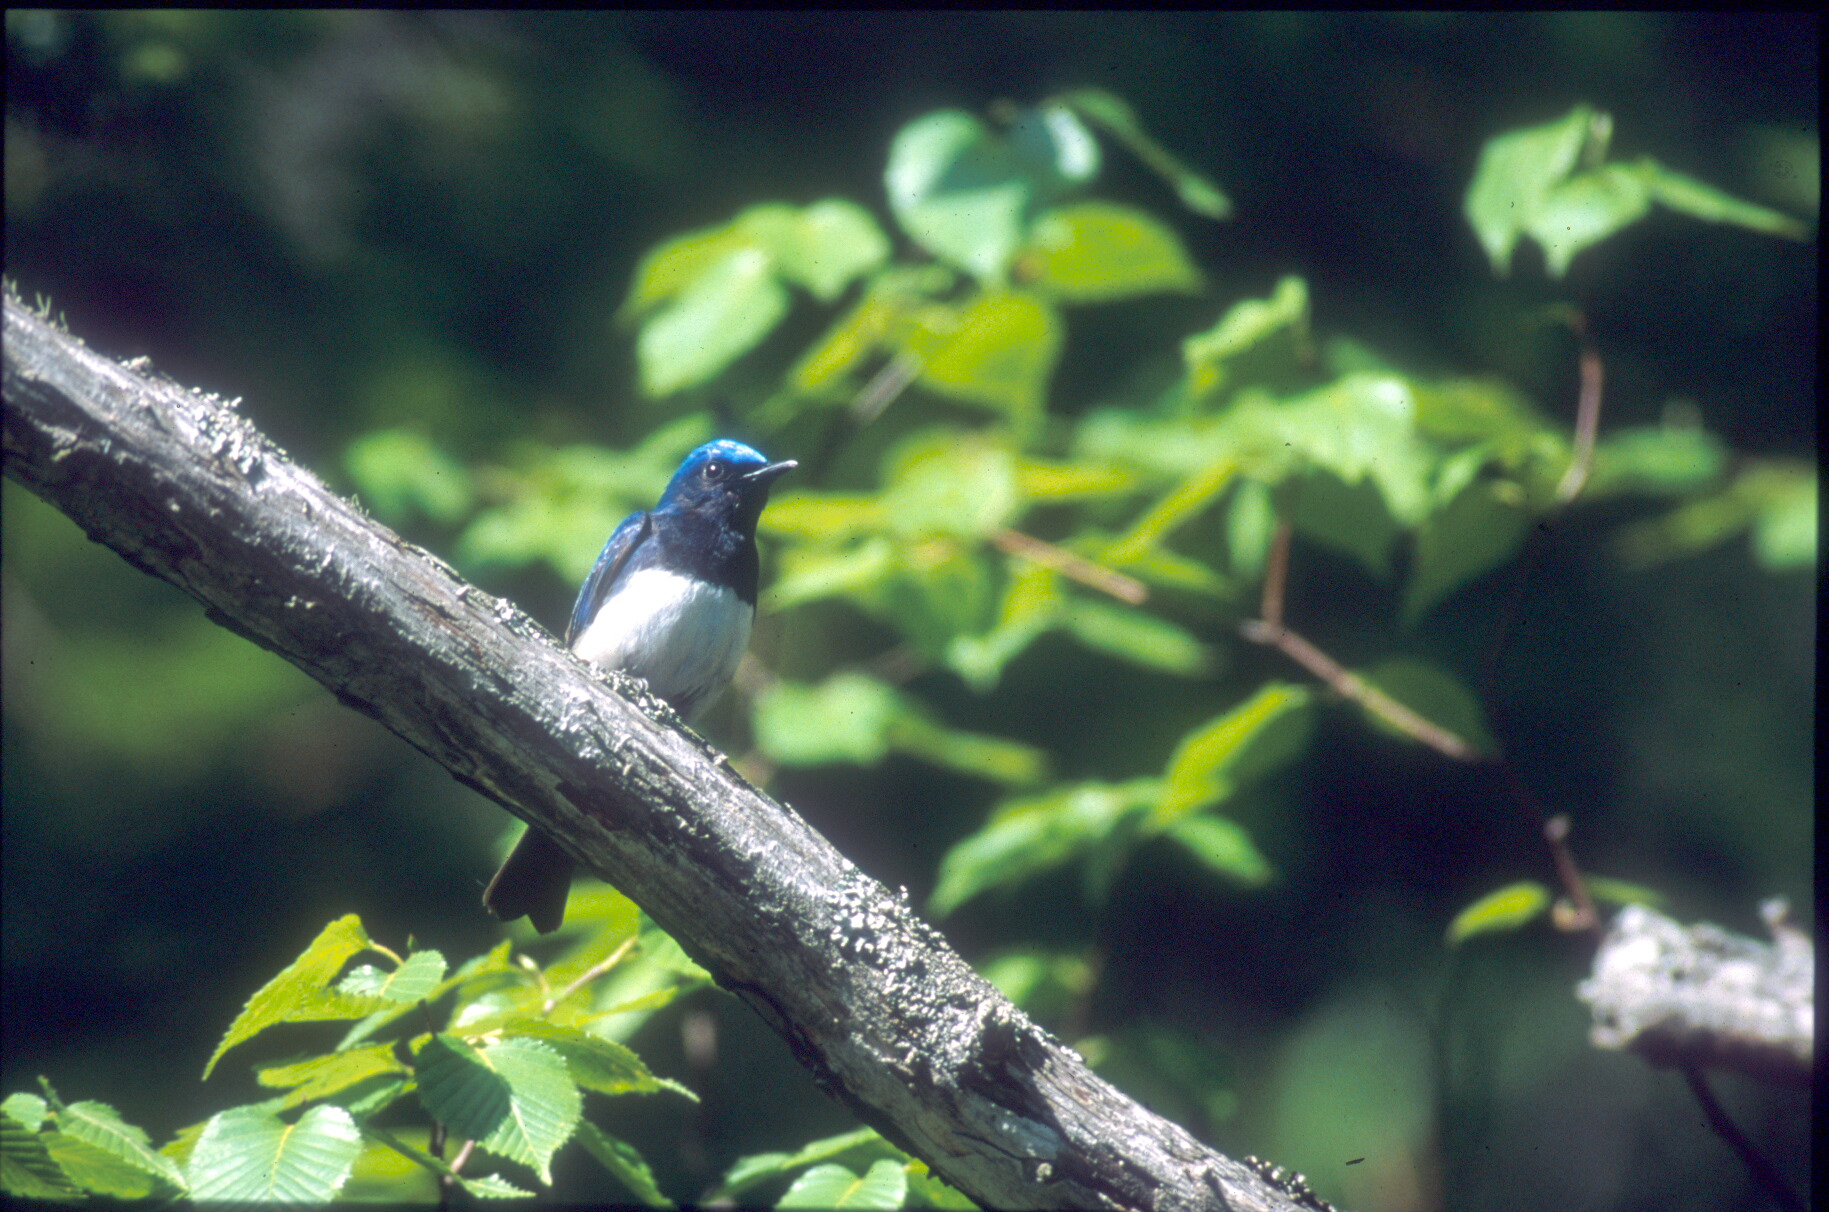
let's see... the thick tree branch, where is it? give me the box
[4,292,1328,1212]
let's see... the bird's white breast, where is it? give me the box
[569,567,752,723]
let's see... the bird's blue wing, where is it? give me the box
[566,510,653,647]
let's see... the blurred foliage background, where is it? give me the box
[2,12,1813,1210]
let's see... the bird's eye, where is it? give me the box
[703,461,724,480]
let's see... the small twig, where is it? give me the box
[1241,618,1478,762]
[852,352,922,427]
[993,529,1148,604]
[1542,815,1599,932]
[1260,519,1291,629]
[1246,518,1476,760]
[543,935,637,1016]
[1681,1065,1806,1212]
[1554,310,1604,505]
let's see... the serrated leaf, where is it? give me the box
[1023,202,1201,301]
[205,915,388,1079]
[259,1045,410,1107]
[638,247,790,396]
[58,1099,186,1193]
[338,949,448,1002]
[461,1171,539,1198]
[415,1036,580,1186]
[187,1104,361,1201]
[496,1020,667,1098]
[3,1111,84,1200]
[1447,882,1550,945]
[1154,683,1311,828]
[44,1129,166,1199]
[779,1159,908,1209]
[574,1121,673,1207]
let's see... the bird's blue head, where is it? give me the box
[657,439,797,530]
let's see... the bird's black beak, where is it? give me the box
[744,459,797,487]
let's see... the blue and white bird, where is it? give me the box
[484,438,796,932]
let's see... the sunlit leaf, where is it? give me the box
[931,780,1158,915]
[904,290,1063,419]
[1447,882,1550,944]
[1153,683,1310,828]
[187,1104,361,1202]
[205,916,388,1080]
[778,1159,908,1209]
[886,110,1029,282]
[637,247,790,396]
[1183,276,1309,398]
[1022,202,1201,302]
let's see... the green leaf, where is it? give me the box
[3,1110,85,1200]
[496,1019,670,1098]
[186,1104,361,1202]
[1529,161,1653,277]
[904,290,1062,419]
[1644,160,1807,239]
[637,246,790,396]
[1466,104,1806,278]
[1617,460,1816,571]
[767,536,898,611]
[259,1046,412,1108]
[1465,104,1608,276]
[1586,425,1726,498]
[1103,457,1238,565]
[1166,814,1273,886]
[1402,480,1531,625]
[1183,276,1309,398]
[1061,88,1233,219]
[886,110,1030,281]
[344,429,476,524]
[338,949,448,1002]
[622,218,756,318]
[574,1121,673,1208]
[715,1127,885,1202]
[205,915,389,1079]
[1153,683,1311,828]
[1226,478,1276,582]
[882,431,1022,540]
[773,199,893,302]
[415,1035,580,1186]
[1023,202,1201,302]
[778,1160,908,1209]
[1447,882,1550,945]
[1287,469,1400,580]
[1059,597,1214,677]
[1357,659,1494,756]
[930,780,1158,916]
[1584,877,1667,909]
[943,562,1063,691]
[890,708,1050,786]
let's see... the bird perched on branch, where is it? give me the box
[483,438,796,933]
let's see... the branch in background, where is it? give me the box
[1577,901,1812,1211]
[1241,517,1478,762]
[3,292,1320,1212]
